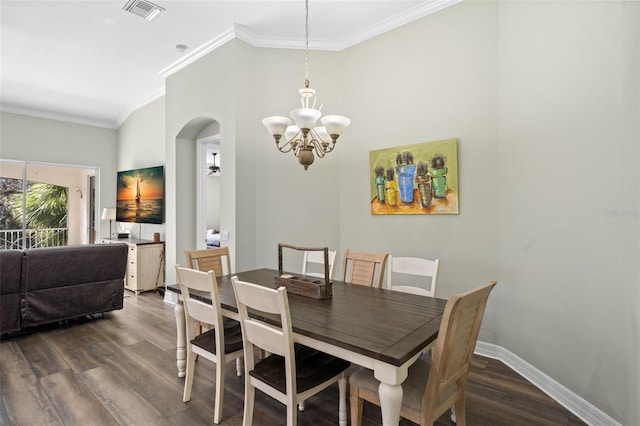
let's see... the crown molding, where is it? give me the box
[5,0,462,129]
[117,87,166,127]
[160,0,463,77]
[336,0,463,50]
[0,104,118,130]
[159,27,237,78]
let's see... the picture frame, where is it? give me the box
[369,138,458,215]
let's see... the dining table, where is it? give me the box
[166,268,447,426]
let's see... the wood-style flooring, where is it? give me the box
[0,291,586,425]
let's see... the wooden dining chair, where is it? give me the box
[349,280,497,426]
[387,256,440,297]
[175,265,244,424]
[185,247,231,277]
[302,249,337,279]
[341,249,389,288]
[231,277,350,426]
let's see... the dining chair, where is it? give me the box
[387,256,440,297]
[175,265,244,424]
[302,249,337,279]
[340,249,389,288]
[349,280,497,426]
[231,277,351,426]
[185,246,231,277]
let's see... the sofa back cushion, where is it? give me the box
[23,244,127,290]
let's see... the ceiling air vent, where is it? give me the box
[122,0,165,21]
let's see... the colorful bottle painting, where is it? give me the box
[416,175,432,208]
[384,167,397,206]
[397,163,416,203]
[374,166,385,203]
[430,167,447,198]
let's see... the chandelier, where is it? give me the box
[262,0,350,170]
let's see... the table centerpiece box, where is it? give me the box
[275,244,332,299]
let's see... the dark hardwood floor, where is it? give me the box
[0,292,586,425]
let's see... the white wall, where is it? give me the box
[117,96,166,241]
[254,47,342,272]
[206,175,220,229]
[0,112,117,239]
[340,2,501,328]
[497,2,639,423]
[164,40,244,282]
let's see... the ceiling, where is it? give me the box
[0,0,458,129]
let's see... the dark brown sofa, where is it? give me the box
[0,243,128,335]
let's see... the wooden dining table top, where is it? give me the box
[166,268,447,367]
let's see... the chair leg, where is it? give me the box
[454,398,466,426]
[338,375,347,426]
[243,381,255,426]
[286,398,297,426]
[349,384,364,426]
[183,349,196,402]
[213,359,225,424]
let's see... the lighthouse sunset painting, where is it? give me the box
[116,166,164,224]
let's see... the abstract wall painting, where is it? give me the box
[369,138,458,215]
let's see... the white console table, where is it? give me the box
[102,238,164,294]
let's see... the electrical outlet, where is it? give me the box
[221,231,229,241]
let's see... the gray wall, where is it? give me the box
[0,111,118,239]
[116,96,166,240]
[497,2,639,422]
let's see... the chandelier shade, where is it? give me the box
[261,0,350,170]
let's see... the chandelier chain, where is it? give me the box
[304,0,309,88]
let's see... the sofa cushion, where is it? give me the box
[22,244,127,328]
[22,244,127,291]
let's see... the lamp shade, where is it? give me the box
[313,126,331,143]
[262,116,292,137]
[101,208,116,221]
[290,108,321,130]
[285,125,301,142]
[321,115,350,137]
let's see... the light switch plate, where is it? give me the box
[221,230,229,241]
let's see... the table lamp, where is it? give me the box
[101,208,116,236]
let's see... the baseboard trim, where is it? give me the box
[475,341,620,426]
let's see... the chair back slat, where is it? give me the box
[388,256,439,297]
[243,320,288,357]
[303,249,337,279]
[175,265,224,343]
[341,249,389,288]
[185,247,231,277]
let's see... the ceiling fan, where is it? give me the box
[208,153,220,175]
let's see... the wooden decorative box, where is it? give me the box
[276,244,332,299]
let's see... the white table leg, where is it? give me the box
[338,375,347,426]
[378,382,403,426]
[174,302,186,377]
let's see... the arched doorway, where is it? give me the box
[174,117,222,255]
